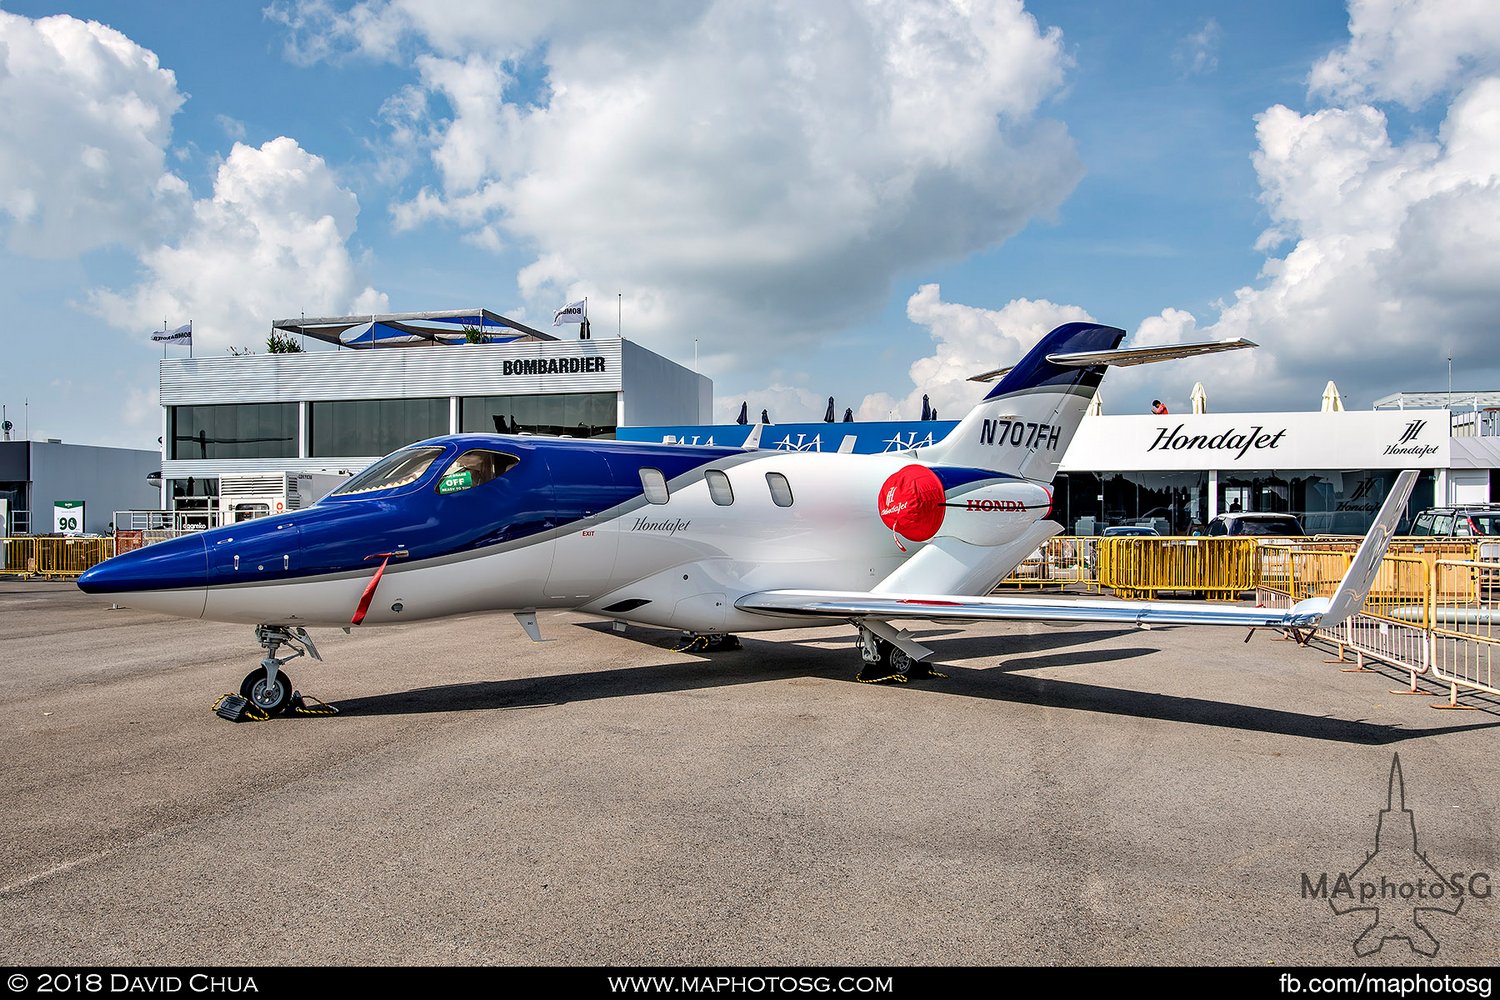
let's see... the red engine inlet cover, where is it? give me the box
[877,465,946,542]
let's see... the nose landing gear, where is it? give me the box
[240,625,322,716]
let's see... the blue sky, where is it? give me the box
[2,0,1496,449]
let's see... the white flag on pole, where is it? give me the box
[151,322,193,344]
[553,300,587,326]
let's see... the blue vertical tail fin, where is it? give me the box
[922,322,1126,482]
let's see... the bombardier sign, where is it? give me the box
[1062,410,1449,472]
[501,356,606,376]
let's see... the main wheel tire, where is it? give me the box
[240,668,294,716]
[886,645,913,674]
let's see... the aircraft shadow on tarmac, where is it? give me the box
[329,625,1500,745]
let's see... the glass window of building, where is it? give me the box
[310,398,449,457]
[1053,469,1433,537]
[461,393,617,438]
[170,404,297,460]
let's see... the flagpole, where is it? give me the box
[188,320,193,358]
[162,318,167,359]
[618,292,621,337]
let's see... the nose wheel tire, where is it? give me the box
[240,668,294,716]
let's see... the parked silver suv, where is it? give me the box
[1408,506,1500,537]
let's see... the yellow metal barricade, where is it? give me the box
[0,537,33,576]
[998,536,1100,591]
[1096,537,1257,600]
[0,536,115,577]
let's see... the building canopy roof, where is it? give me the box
[1373,390,1500,410]
[272,309,555,349]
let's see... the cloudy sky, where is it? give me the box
[3,0,1498,449]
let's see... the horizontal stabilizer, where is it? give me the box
[965,338,1256,383]
[1045,337,1256,368]
[967,365,1013,384]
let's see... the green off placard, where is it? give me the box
[437,469,473,494]
[54,500,85,535]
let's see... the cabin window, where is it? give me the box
[766,472,794,507]
[640,468,670,504]
[435,450,520,494]
[331,446,446,496]
[706,470,734,506]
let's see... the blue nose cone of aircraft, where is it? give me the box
[77,531,209,594]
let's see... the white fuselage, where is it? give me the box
[124,450,1053,633]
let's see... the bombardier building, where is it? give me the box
[158,309,710,514]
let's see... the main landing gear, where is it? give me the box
[855,624,942,684]
[239,625,322,716]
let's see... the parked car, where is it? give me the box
[1102,525,1160,537]
[1408,505,1500,537]
[1204,512,1305,537]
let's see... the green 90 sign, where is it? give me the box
[54,500,85,536]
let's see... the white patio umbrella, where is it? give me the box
[1321,380,1345,412]
[1190,382,1208,414]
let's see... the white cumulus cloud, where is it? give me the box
[855,285,1095,421]
[303,0,1081,366]
[91,137,388,351]
[892,1,1500,417]
[1193,74,1500,409]
[0,10,188,257]
[1311,0,1500,108]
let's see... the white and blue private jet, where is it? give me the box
[79,322,1416,713]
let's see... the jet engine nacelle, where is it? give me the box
[938,481,1052,546]
[877,465,1050,548]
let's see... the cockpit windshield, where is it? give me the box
[331,446,446,497]
[435,450,519,494]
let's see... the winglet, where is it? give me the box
[1288,470,1417,626]
[741,423,763,450]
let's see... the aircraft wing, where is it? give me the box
[735,591,1326,628]
[739,469,1417,633]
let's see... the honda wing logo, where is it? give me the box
[1384,419,1439,458]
